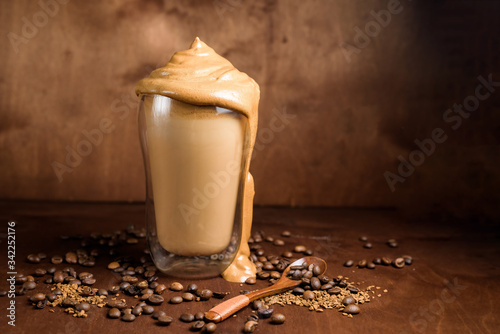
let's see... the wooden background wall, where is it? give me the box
[1,0,499,221]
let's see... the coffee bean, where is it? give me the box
[342,296,355,305]
[152,311,166,319]
[387,239,398,248]
[366,263,376,269]
[245,277,256,285]
[27,254,41,264]
[358,259,367,268]
[65,252,77,264]
[363,243,372,249]
[132,305,143,316]
[0,290,7,297]
[257,306,273,318]
[155,284,167,295]
[293,245,306,253]
[265,236,274,242]
[311,277,321,290]
[328,287,342,295]
[273,239,285,246]
[36,300,47,309]
[373,258,382,265]
[120,282,130,290]
[108,286,120,294]
[96,289,108,296]
[157,315,173,325]
[338,280,348,288]
[141,305,153,314]
[281,230,291,237]
[46,293,57,302]
[257,271,270,279]
[292,287,305,295]
[347,286,360,294]
[312,264,322,276]
[263,262,274,271]
[393,257,405,268]
[270,313,286,324]
[82,277,96,286]
[122,313,136,322]
[381,257,391,266]
[30,293,46,302]
[359,236,368,242]
[37,252,47,260]
[251,300,263,310]
[122,308,132,315]
[199,289,213,301]
[194,312,205,321]
[187,283,198,293]
[403,255,413,265]
[270,271,281,279]
[203,322,217,333]
[180,313,195,322]
[212,291,229,299]
[122,275,138,283]
[170,296,183,304]
[244,320,258,333]
[343,304,360,314]
[23,281,36,290]
[170,282,183,291]
[282,251,293,258]
[247,313,259,322]
[62,298,77,308]
[182,292,195,302]
[53,289,62,295]
[107,300,127,309]
[76,302,90,312]
[303,290,315,300]
[191,321,205,331]
[343,259,354,267]
[34,268,46,277]
[148,294,164,305]
[81,286,95,297]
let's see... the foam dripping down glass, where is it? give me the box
[136,37,259,281]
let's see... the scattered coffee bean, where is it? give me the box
[303,290,315,300]
[203,322,217,333]
[373,258,382,265]
[282,251,293,258]
[37,252,47,260]
[265,236,274,242]
[342,296,355,305]
[359,236,368,242]
[76,302,90,312]
[97,289,108,296]
[65,252,77,264]
[122,313,136,322]
[82,277,96,286]
[243,320,258,333]
[152,311,166,319]
[273,239,285,246]
[403,255,413,265]
[155,284,167,295]
[363,242,372,249]
[191,320,205,331]
[30,293,46,302]
[170,296,183,304]
[381,257,391,266]
[23,281,36,290]
[142,305,154,314]
[311,277,321,290]
[328,287,342,295]
[194,312,205,321]
[132,305,142,316]
[258,306,274,318]
[213,291,229,299]
[180,313,195,322]
[304,249,314,256]
[263,262,274,271]
[281,230,291,237]
[46,293,57,302]
[344,260,354,267]
[270,313,286,324]
[293,245,306,253]
[62,298,77,308]
[108,286,120,294]
[347,286,360,294]
[27,254,41,264]
[245,277,256,285]
[34,268,46,277]
[157,315,173,325]
[292,287,305,295]
[343,304,360,314]
[366,263,376,269]
[106,300,127,309]
[393,257,405,268]
[247,313,259,322]
[257,271,270,279]
[148,294,164,305]
[35,300,47,309]
[358,259,367,268]
[199,289,213,301]
[251,300,263,310]
[170,282,183,291]
[387,239,398,248]
[187,283,198,293]
[182,292,195,302]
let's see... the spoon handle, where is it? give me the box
[205,295,250,323]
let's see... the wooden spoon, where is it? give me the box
[205,256,327,323]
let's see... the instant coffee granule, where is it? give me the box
[261,287,372,315]
[47,283,107,318]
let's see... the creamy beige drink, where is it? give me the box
[144,96,246,256]
[136,37,259,281]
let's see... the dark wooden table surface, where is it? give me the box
[0,201,498,334]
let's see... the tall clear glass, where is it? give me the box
[138,94,249,278]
